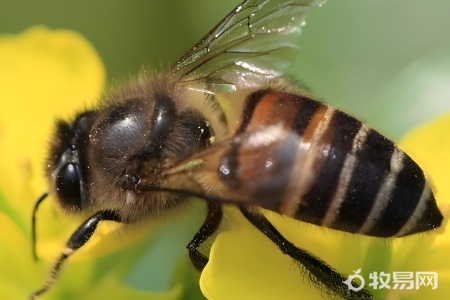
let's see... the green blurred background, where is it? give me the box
[1,0,450,139]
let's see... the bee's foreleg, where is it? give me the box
[186,201,223,271]
[30,209,122,300]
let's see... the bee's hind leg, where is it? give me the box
[238,207,373,300]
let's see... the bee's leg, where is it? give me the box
[30,209,122,300]
[187,201,223,270]
[239,207,373,300]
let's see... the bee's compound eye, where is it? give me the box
[56,163,82,210]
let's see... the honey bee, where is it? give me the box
[30,0,443,299]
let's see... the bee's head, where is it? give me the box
[46,111,97,213]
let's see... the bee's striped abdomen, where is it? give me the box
[237,90,443,237]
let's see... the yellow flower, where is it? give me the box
[200,114,450,300]
[0,27,198,300]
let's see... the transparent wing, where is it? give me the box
[172,0,325,90]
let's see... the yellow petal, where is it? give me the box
[0,211,38,299]
[399,113,450,206]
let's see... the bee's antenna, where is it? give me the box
[31,192,49,261]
